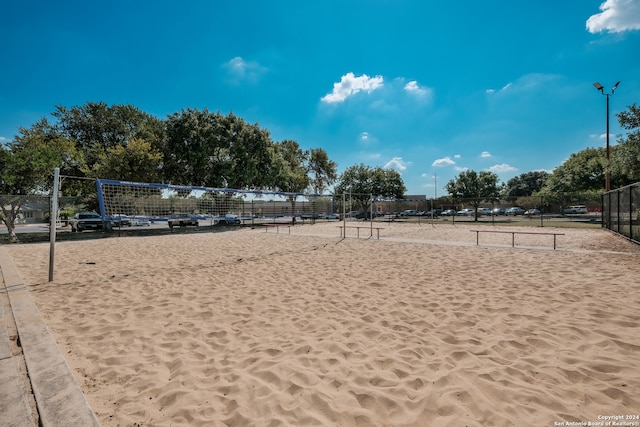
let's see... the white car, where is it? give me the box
[457,209,474,216]
[563,205,588,214]
[131,216,151,226]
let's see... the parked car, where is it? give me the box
[131,216,151,226]
[563,205,588,214]
[505,207,525,216]
[70,212,112,232]
[457,209,474,216]
[356,211,375,219]
[168,213,199,228]
[217,214,241,225]
[323,213,340,220]
[492,207,506,216]
[524,208,541,216]
[401,210,419,216]
[111,214,132,227]
[478,208,492,216]
[441,209,457,216]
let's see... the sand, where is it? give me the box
[6,222,640,426]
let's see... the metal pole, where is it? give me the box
[48,167,60,282]
[342,193,346,238]
[370,195,373,237]
[594,81,619,192]
[606,93,611,192]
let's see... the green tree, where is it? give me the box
[0,120,78,242]
[273,140,310,218]
[502,171,549,201]
[163,109,278,189]
[334,164,406,211]
[52,101,164,175]
[308,148,337,194]
[163,108,229,187]
[612,103,640,185]
[93,138,163,182]
[541,148,605,196]
[227,116,277,190]
[273,143,338,194]
[445,170,500,221]
[275,140,310,193]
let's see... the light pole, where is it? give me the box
[593,80,620,192]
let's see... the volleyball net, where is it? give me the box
[96,179,335,224]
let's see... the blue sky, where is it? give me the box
[1,0,639,195]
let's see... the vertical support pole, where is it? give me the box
[342,193,346,234]
[96,179,106,220]
[629,186,634,241]
[605,93,611,192]
[370,194,373,238]
[617,189,621,234]
[48,167,60,282]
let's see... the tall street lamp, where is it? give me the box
[593,80,620,192]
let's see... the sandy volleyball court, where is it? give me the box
[6,223,640,426]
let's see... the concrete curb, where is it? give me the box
[0,286,34,427]
[0,247,100,427]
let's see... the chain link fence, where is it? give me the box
[334,194,603,224]
[602,182,640,244]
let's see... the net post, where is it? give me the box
[48,167,60,282]
[96,179,107,220]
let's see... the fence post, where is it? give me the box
[48,168,60,282]
[629,186,633,242]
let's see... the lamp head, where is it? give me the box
[593,82,604,91]
[612,81,621,93]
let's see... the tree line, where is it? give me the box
[1,100,639,237]
[0,102,405,241]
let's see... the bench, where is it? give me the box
[470,229,564,250]
[338,225,384,240]
[262,223,291,234]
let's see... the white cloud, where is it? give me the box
[222,56,267,84]
[454,166,469,172]
[359,131,378,146]
[384,157,410,171]
[454,154,461,159]
[321,72,384,103]
[598,132,621,139]
[488,164,517,173]
[432,156,456,167]
[587,0,640,33]
[404,81,431,97]
[487,82,512,94]
[481,151,491,158]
